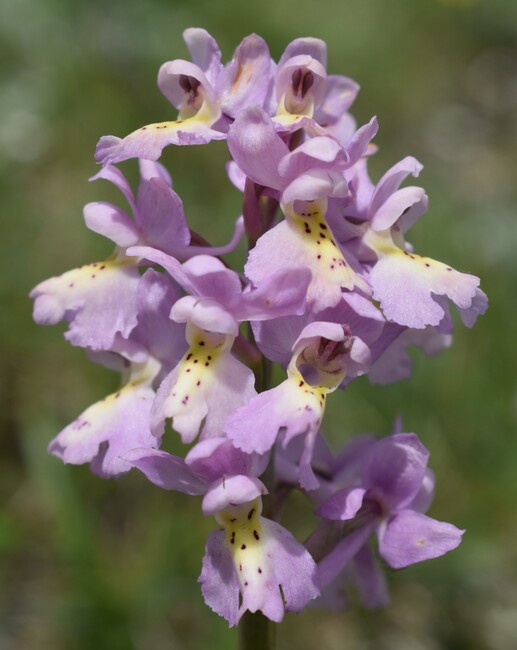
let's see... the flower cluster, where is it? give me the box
[31,29,487,626]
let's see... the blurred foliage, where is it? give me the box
[1,0,517,648]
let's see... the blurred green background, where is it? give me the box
[2,0,516,647]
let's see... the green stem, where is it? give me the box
[238,611,276,650]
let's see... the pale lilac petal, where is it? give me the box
[362,433,429,510]
[271,113,329,135]
[398,193,429,233]
[368,156,423,219]
[293,320,347,351]
[370,251,480,329]
[315,75,360,124]
[369,327,452,385]
[459,287,488,327]
[326,113,358,148]
[129,248,244,316]
[331,434,377,484]
[49,383,156,476]
[225,161,246,192]
[278,136,348,180]
[354,544,390,608]
[95,119,226,165]
[254,519,319,616]
[185,438,258,483]
[133,269,185,368]
[158,59,214,108]
[252,294,384,367]
[407,468,435,514]
[152,347,256,443]
[83,202,140,248]
[30,259,140,350]
[281,169,348,204]
[89,164,137,213]
[245,219,369,314]
[371,186,427,232]
[171,297,239,336]
[278,37,327,67]
[225,378,322,455]
[126,246,196,293]
[344,117,379,167]
[344,158,375,220]
[365,322,405,375]
[183,28,222,86]
[200,529,241,627]
[219,34,272,116]
[252,313,309,366]
[228,513,320,622]
[125,448,207,494]
[200,518,319,626]
[225,377,325,489]
[227,106,288,189]
[136,176,191,253]
[181,255,242,305]
[224,382,287,454]
[315,487,367,520]
[379,510,464,569]
[344,337,371,378]
[316,522,377,590]
[202,476,267,515]
[297,430,322,491]
[235,268,311,322]
[138,159,173,186]
[341,293,385,342]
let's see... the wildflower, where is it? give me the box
[127,439,319,625]
[48,269,184,475]
[225,322,370,489]
[315,433,464,602]
[95,28,272,164]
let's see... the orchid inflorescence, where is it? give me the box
[31,29,487,627]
